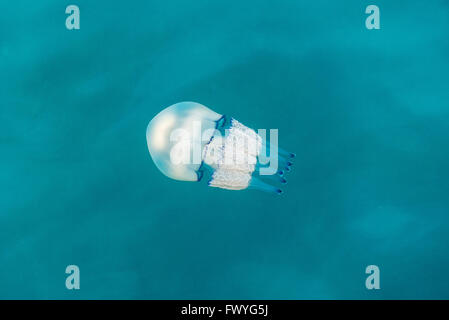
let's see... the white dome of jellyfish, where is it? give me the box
[145,102,295,194]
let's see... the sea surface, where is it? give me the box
[1,0,449,299]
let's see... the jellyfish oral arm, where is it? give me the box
[203,118,260,190]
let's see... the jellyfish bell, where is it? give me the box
[146,102,222,182]
[146,101,294,194]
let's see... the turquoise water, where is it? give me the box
[1,0,449,299]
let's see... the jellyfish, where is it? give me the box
[146,101,295,194]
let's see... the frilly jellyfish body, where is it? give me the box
[146,102,294,194]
